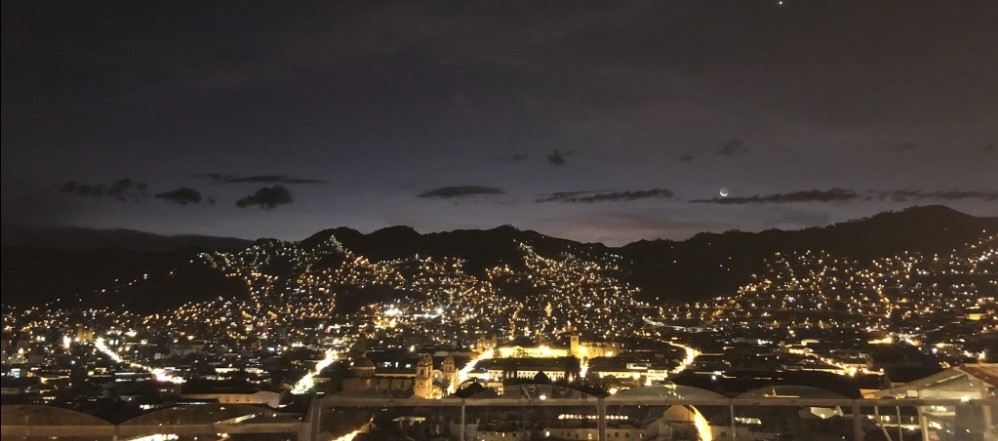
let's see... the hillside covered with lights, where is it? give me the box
[0,206,993,350]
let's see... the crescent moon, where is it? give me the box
[719,187,729,197]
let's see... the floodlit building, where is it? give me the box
[490,334,623,360]
[412,354,443,399]
[571,334,623,359]
[338,353,455,398]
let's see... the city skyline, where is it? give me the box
[2,3,996,439]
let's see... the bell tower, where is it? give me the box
[442,355,457,390]
[413,354,435,398]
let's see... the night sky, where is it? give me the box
[3,1,996,245]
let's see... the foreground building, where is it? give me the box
[877,363,997,441]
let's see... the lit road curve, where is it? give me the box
[94,337,186,384]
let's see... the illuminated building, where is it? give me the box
[570,333,622,359]
[877,363,997,441]
[412,354,443,399]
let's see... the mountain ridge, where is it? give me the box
[3,205,991,252]
[620,205,998,301]
[1,225,253,250]
[2,205,995,309]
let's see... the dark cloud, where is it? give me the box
[154,187,203,205]
[873,189,998,202]
[61,182,104,197]
[418,186,505,199]
[694,188,998,205]
[893,142,917,151]
[195,173,326,184]
[691,188,858,204]
[61,178,148,201]
[537,188,674,203]
[235,185,294,209]
[678,153,694,162]
[504,153,530,163]
[546,149,567,166]
[535,191,587,202]
[717,138,748,156]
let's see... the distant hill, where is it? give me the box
[2,205,995,309]
[1,226,252,309]
[620,205,998,301]
[1,225,252,250]
[301,224,609,274]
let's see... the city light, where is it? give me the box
[94,337,186,384]
[292,349,338,395]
